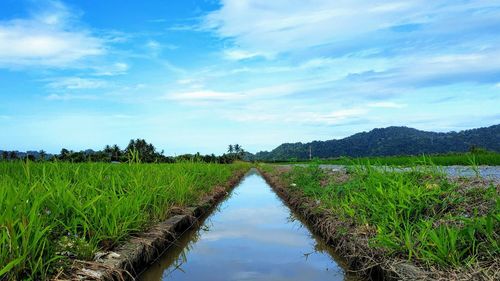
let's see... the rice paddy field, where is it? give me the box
[262,163,499,278]
[0,161,249,280]
[269,152,500,166]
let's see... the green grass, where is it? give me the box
[0,160,249,280]
[268,152,500,166]
[279,164,499,268]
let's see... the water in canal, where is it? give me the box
[139,169,359,281]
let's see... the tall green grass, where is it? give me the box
[283,164,499,268]
[0,161,249,280]
[272,152,500,166]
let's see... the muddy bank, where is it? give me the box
[284,164,500,181]
[258,167,499,281]
[62,170,247,281]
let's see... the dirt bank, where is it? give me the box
[258,167,499,281]
[58,170,247,281]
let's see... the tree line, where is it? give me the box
[0,139,246,164]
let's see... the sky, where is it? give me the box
[0,0,499,155]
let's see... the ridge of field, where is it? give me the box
[262,163,499,278]
[0,161,249,280]
[265,152,500,166]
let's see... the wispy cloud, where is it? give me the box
[0,0,105,68]
[165,82,310,103]
[166,89,242,101]
[203,0,500,57]
[47,77,108,89]
[226,106,368,126]
[223,49,271,60]
[368,102,406,108]
[93,62,129,76]
[46,93,99,101]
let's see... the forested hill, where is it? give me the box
[252,124,500,161]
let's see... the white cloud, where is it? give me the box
[223,49,270,60]
[146,40,161,50]
[47,77,108,89]
[166,90,242,101]
[368,102,406,108]
[203,0,500,57]
[0,1,105,68]
[177,78,196,85]
[299,108,368,125]
[227,107,368,125]
[145,39,178,53]
[203,0,417,55]
[93,62,129,76]
[46,93,99,101]
[165,82,307,103]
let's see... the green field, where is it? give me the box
[266,164,499,271]
[0,161,249,280]
[266,152,500,166]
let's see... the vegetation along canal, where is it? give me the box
[139,169,359,281]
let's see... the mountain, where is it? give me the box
[251,124,500,161]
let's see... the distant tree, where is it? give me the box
[234,144,241,153]
[110,144,121,161]
[1,151,8,160]
[26,154,36,161]
[469,145,488,154]
[59,148,70,161]
[104,145,112,152]
[228,144,234,154]
[126,139,160,163]
[233,144,244,159]
[71,151,86,162]
[9,151,18,160]
[102,144,123,162]
[39,150,47,161]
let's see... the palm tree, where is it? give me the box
[59,148,70,160]
[104,145,112,153]
[228,144,234,154]
[234,144,241,154]
[111,144,121,161]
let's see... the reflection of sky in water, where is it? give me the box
[140,170,349,281]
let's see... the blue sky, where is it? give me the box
[0,0,499,155]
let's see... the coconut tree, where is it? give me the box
[234,144,241,154]
[227,144,234,154]
[126,139,159,163]
[59,148,71,161]
[111,144,121,161]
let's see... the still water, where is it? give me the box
[139,169,358,281]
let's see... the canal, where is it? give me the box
[139,169,359,281]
